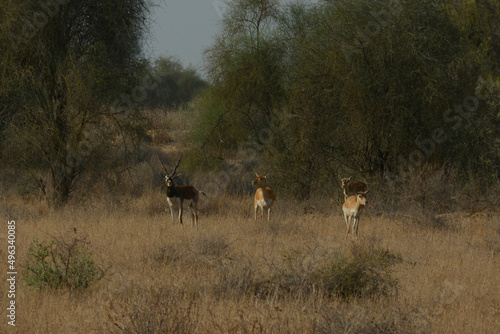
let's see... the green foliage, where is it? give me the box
[317,244,402,299]
[24,236,110,290]
[0,0,154,206]
[265,243,401,300]
[145,56,207,109]
[189,0,500,197]
[190,0,284,166]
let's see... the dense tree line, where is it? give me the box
[189,0,500,198]
[1,0,498,206]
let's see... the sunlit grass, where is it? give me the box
[1,193,498,333]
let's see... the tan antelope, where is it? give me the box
[252,173,276,222]
[342,190,369,239]
[157,155,205,227]
[341,176,368,200]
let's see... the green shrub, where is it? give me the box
[318,244,402,299]
[24,235,110,290]
[265,243,402,300]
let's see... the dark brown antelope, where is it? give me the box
[342,190,369,239]
[252,173,276,222]
[341,176,368,200]
[157,155,205,227]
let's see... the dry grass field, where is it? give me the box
[1,191,499,333]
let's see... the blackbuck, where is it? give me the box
[157,155,205,227]
[252,173,276,222]
[342,190,369,239]
[341,176,368,200]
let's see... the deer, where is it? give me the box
[157,155,205,227]
[342,190,369,239]
[252,172,276,222]
[341,176,368,200]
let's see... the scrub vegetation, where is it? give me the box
[1,0,499,333]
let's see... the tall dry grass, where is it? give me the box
[1,191,499,333]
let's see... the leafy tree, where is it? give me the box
[0,0,154,206]
[193,0,284,163]
[440,0,500,177]
[190,0,499,198]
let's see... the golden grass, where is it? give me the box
[1,193,499,333]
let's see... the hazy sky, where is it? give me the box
[147,0,318,75]
[147,0,226,73]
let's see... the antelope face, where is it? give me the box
[165,175,175,187]
[157,154,182,189]
[356,191,369,205]
[252,173,268,187]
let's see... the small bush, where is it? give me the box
[24,234,110,290]
[262,244,402,300]
[318,244,402,299]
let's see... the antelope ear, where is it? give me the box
[255,172,259,177]
[264,172,269,178]
[173,174,182,180]
[364,190,370,194]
